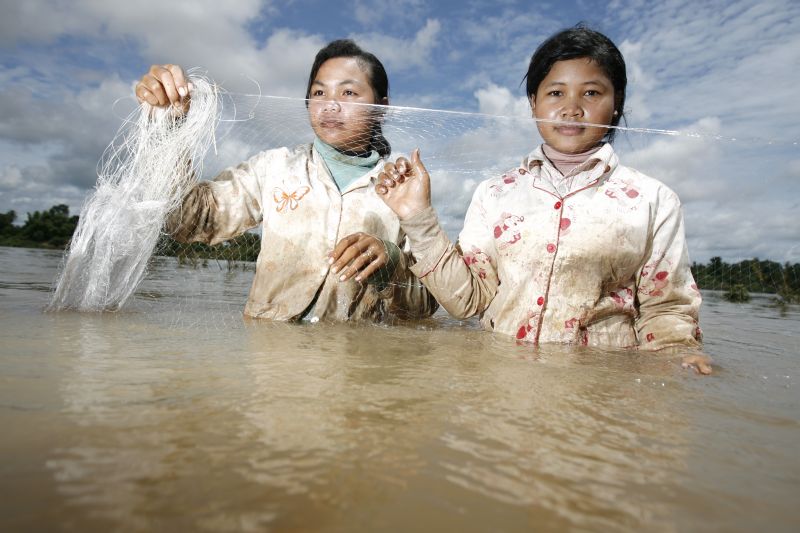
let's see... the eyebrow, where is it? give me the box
[545,79,609,86]
[311,79,363,86]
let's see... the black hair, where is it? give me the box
[305,39,391,157]
[524,24,627,143]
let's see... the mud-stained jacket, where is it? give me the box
[168,143,438,322]
[402,143,702,350]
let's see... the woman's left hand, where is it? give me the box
[329,233,387,283]
[681,353,713,375]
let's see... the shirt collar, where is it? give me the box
[522,143,619,197]
[523,143,618,175]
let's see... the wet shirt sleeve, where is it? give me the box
[166,154,265,245]
[400,183,500,319]
[635,189,703,350]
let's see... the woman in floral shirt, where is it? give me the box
[376,26,711,374]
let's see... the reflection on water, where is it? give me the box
[1,246,799,532]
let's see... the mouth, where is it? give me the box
[319,120,345,129]
[554,124,586,136]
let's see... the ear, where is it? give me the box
[529,96,536,115]
[379,96,389,106]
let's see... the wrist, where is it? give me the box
[398,202,432,221]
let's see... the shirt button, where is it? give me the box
[554,201,562,209]
[546,243,556,253]
[537,296,544,306]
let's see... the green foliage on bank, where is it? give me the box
[0,205,79,248]
[723,284,751,303]
[692,257,800,303]
[0,204,260,267]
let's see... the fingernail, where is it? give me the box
[188,82,194,91]
[355,276,362,282]
[328,257,334,264]
[339,274,346,281]
[178,87,187,97]
[331,266,338,274]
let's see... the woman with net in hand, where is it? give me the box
[136,40,437,322]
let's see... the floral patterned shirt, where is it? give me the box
[168,143,438,322]
[402,143,701,350]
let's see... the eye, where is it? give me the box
[312,89,324,97]
[343,89,357,96]
[547,90,562,97]
[585,90,600,96]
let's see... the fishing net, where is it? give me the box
[49,72,800,315]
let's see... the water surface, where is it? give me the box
[1,246,798,532]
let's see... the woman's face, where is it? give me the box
[308,57,384,153]
[531,58,616,154]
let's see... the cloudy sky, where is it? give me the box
[1,0,798,262]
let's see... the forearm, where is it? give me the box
[166,181,259,245]
[401,206,497,319]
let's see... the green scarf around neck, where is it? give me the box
[313,137,381,191]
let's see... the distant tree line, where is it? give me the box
[1,204,798,302]
[0,205,79,248]
[0,205,260,265]
[692,257,799,303]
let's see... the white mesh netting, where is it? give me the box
[49,72,800,316]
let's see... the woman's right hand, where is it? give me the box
[375,149,432,220]
[134,64,192,115]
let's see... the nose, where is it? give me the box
[323,98,341,112]
[560,96,582,119]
